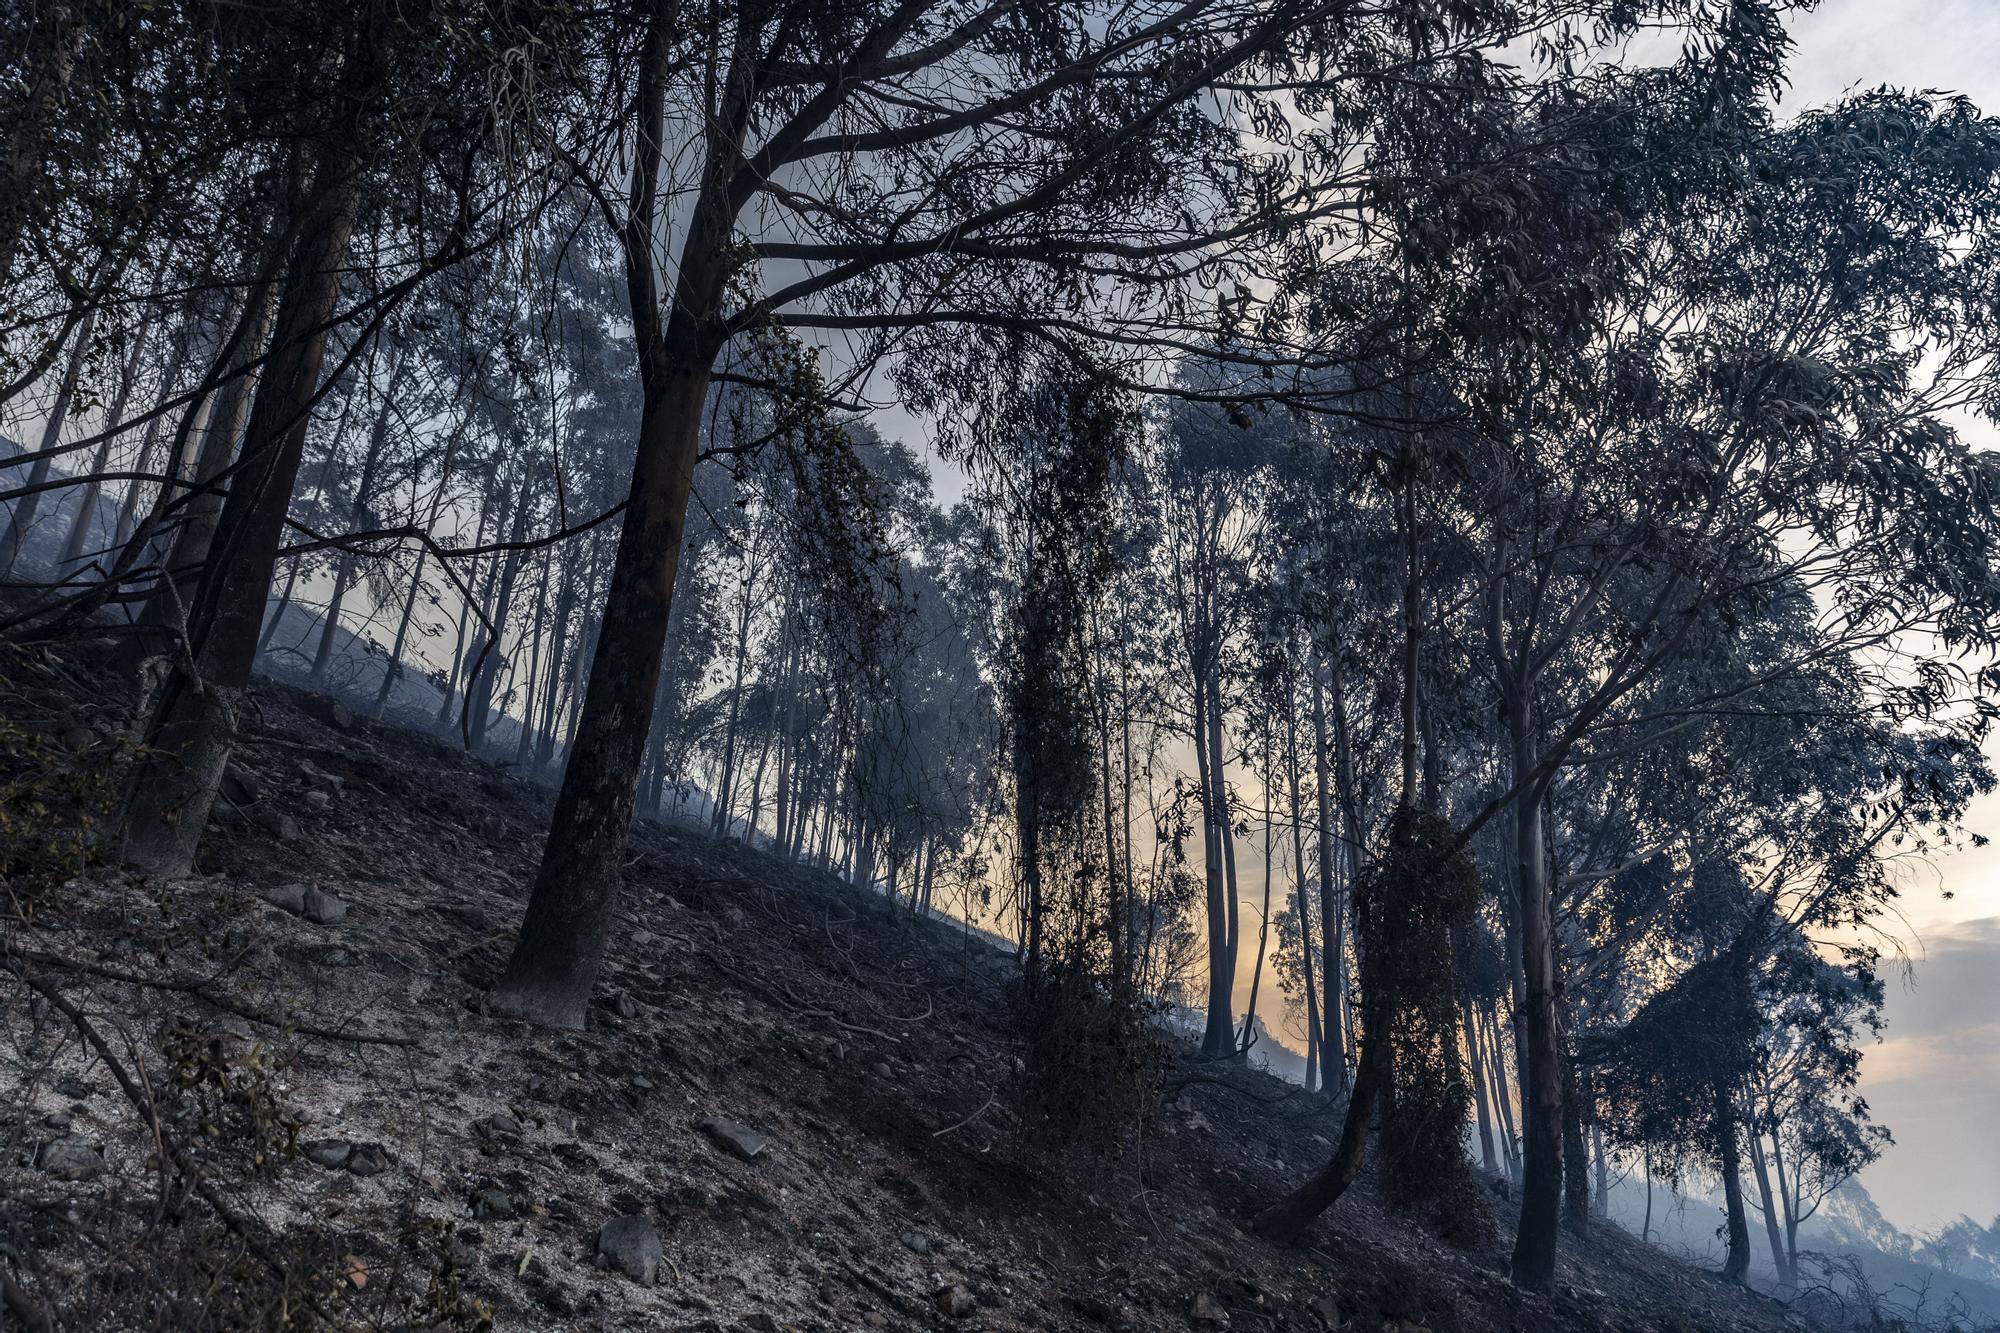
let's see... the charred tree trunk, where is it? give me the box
[1716,1081,1752,1284]
[58,317,154,571]
[1194,661,1233,1055]
[311,343,411,687]
[467,480,532,751]
[1249,983,1390,1244]
[116,126,369,875]
[1748,1122,1791,1288]
[1465,989,1498,1173]
[1,307,96,576]
[1508,737,1565,1292]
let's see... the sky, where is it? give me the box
[1773,0,2000,1237]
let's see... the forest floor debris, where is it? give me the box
[1,654,1821,1331]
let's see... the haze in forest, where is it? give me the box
[6,0,2000,1328]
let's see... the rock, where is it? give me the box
[738,1315,780,1333]
[43,1112,71,1131]
[594,1215,661,1285]
[37,1138,103,1181]
[1308,1295,1343,1327]
[1219,1276,1265,1309]
[301,887,347,925]
[264,883,308,915]
[452,903,488,933]
[299,761,344,793]
[477,1111,523,1139]
[631,1075,653,1091]
[1073,1295,1116,1324]
[325,700,356,730]
[221,763,262,807]
[697,1116,768,1161]
[932,1283,977,1319]
[304,790,332,815]
[1190,1291,1230,1327]
[472,1187,514,1220]
[898,1231,930,1256]
[53,1076,93,1100]
[303,1139,353,1169]
[256,808,302,842]
[608,991,639,1020]
[346,1143,391,1177]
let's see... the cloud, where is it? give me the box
[1860,917,2000,1233]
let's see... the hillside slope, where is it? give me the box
[1,651,1819,1333]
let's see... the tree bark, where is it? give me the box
[1748,1122,1791,1288]
[1249,985,1389,1244]
[1285,675,1322,1093]
[117,127,369,874]
[1507,736,1565,1292]
[311,342,411,687]
[1466,989,1498,1173]
[0,307,96,575]
[1717,1081,1752,1284]
[1195,662,1233,1055]
[133,276,276,642]
[58,316,154,571]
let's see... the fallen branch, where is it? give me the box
[2,940,421,1047]
[932,1091,998,1139]
[10,964,295,1283]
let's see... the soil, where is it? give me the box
[0,649,1822,1332]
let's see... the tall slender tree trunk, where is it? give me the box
[1284,676,1321,1093]
[468,480,532,750]
[1771,1125,1801,1282]
[117,125,370,874]
[1563,1036,1591,1232]
[1643,1154,1655,1244]
[1508,722,1566,1292]
[532,556,576,767]
[58,317,154,571]
[438,473,501,724]
[1238,720,1274,1054]
[1466,990,1498,1173]
[1209,673,1243,1053]
[1310,664,1346,1093]
[311,343,411,687]
[513,549,553,765]
[1486,1002,1522,1179]
[711,546,757,834]
[134,276,276,647]
[112,328,194,553]
[1716,1082,1752,1284]
[1,307,97,575]
[1195,665,1233,1055]
[1748,1122,1790,1287]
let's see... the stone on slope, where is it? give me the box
[301,887,347,925]
[303,1139,354,1169]
[697,1116,768,1161]
[933,1283,977,1318]
[346,1143,391,1177]
[264,883,308,915]
[37,1138,103,1181]
[595,1214,662,1284]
